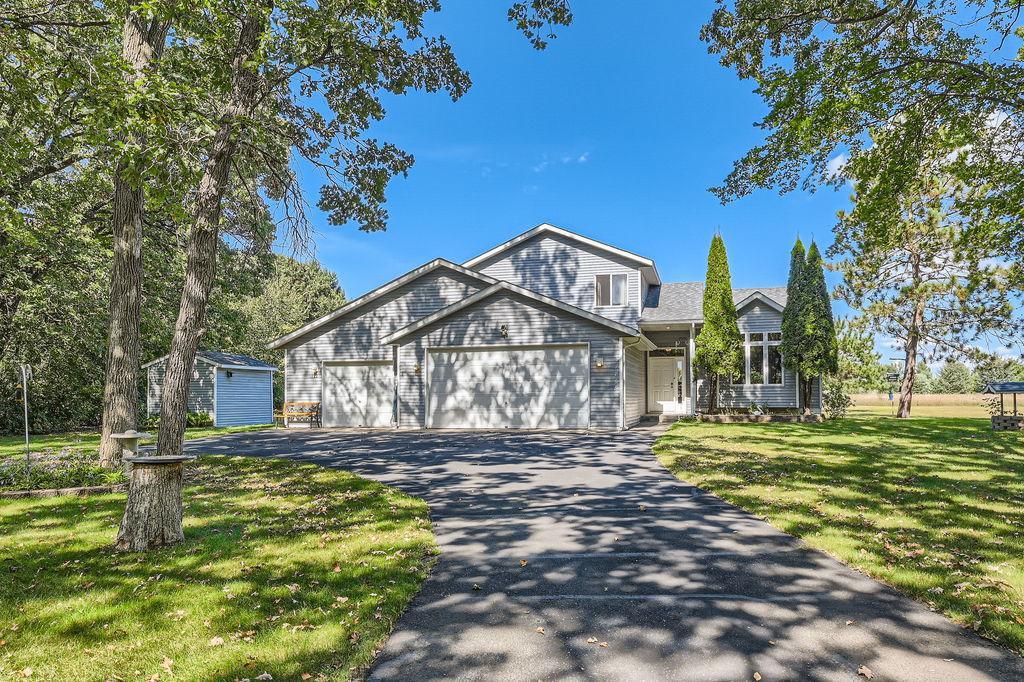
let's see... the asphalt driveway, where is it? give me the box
[185,426,1024,681]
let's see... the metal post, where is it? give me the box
[1015,393,1018,417]
[1002,394,1006,416]
[20,364,31,473]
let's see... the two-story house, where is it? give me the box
[268,224,821,429]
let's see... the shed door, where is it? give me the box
[426,345,589,429]
[323,362,394,428]
[215,368,273,426]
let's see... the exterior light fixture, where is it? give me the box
[595,357,605,369]
[414,363,422,374]
[499,324,509,339]
[226,370,233,378]
[312,366,320,378]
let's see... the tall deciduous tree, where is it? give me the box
[832,170,1019,418]
[99,9,172,468]
[694,235,743,413]
[123,0,572,550]
[701,1,1024,274]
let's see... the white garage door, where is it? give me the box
[427,345,590,429]
[323,362,394,427]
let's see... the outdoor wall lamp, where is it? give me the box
[595,357,605,369]
[312,366,320,378]
[413,362,422,374]
[499,324,509,339]
[226,370,233,378]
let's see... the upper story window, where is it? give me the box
[595,273,628,307]
[732,331,784,386]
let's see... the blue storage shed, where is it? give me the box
[144,351,277,426]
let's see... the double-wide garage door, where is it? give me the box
[323,361,393,427]
[427,345,590,429]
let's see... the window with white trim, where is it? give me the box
[734,331,784,385]
[595,273,628,307]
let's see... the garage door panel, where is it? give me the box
[324,362,393,427]
[427,346,589,429]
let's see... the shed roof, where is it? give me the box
[640,282,788,323]
[143,351,278,371]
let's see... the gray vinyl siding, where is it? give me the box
[696,302,821,412]
[215,368,274,426]
[623,342,646,427]
[393,290,625,430]
[146,359,216,417]
[282,266,487,405]
[472,232,642,327]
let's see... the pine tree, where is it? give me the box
[798,242,839,413]
[694,234,743,413]
[780,238,807,406]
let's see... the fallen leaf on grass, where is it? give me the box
[255,674,272,681]
[519,560,528,568]
[598,642,608,648]
[586,637,598,644]
[208,636,225,647]
[17,668,32,678]
[301,674,313,680]
[161,657,173,674]
[535,627,545,635]
[753,673,762,681]
[858,665,874,679]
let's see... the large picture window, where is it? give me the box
[735,331,784,385]
[595,273,628,306]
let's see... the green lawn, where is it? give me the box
[0,424,273,459]
[654,414,1024,653]
[0,455,435,680]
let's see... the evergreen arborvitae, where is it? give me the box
[780,238,807,393]
[694,234,743,412]
[799,241,839,412]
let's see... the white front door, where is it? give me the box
[322,361,394,427]
[648,356,686,413]
[426,345,590,429]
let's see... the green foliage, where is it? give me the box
[780,238,807,373]
[701,1,1024,271]
[832,171,1019,374]
[913,363,935,394]
[185,411,214,428]
[694,235,743,399]
[836,317,887,392]
[802,242,839,377]
[932,361,979,394]
[975,355,1024,386]
[821,376,853,419]
[0,452,125,492]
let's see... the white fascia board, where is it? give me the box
[734,291,785,313]
[216,364,278,372]
[380,281,646,346]
[141,353,219,369]
[266,259,498,349]
[463,223,658,280]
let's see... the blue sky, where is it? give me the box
[295,2,855,327]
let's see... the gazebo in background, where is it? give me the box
[983,382,1024,431]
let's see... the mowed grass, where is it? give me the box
[0,425,273,459]
[0,456,435,680]
[654,414,1024,653]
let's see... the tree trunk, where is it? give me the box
[155,6,268,458]
[897,311,923,419]
[115,462,184,551]
[98,13,171,468]
[707,373,719,414]
[801,375,813,416]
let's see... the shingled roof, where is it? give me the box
[640,282,788,323]
[142,350,278,370]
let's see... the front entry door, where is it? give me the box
[648,356,686,413]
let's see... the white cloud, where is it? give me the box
[826,153,848,180]
[533,151,591,173]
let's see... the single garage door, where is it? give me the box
[427,345,590,429]
[323,361,394,427]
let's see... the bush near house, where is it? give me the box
[655,414,1024,654]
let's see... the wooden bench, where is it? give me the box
[282,401,321,428]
